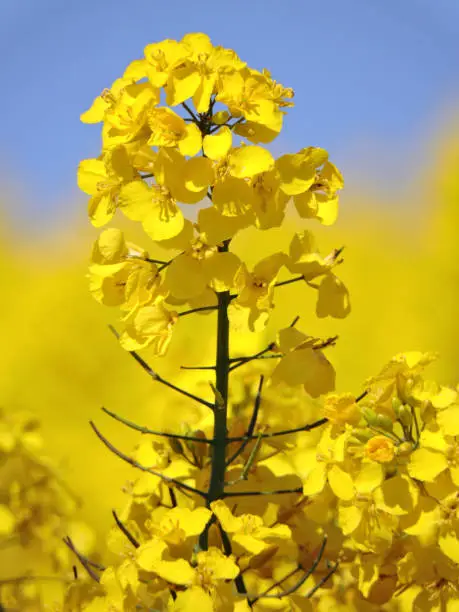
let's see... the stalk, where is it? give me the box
[208,281,230,501]
[200,241,231,549]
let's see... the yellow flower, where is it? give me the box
[138,544,239,610]
[77,147,136,226]
[365,436,395,463]
[137,507,212,568]
[323,393,361,427]
[316,273,351,319]
[287,231,344,291]
[218,66,290,142]
[397,545,459,611]
[336,464,398,552]
[147,107,202,156]
[194,126,276,217]
[408,429,449,482]
[275,147,343,225]
[101,82,159,150]
[271,327,335,398]
[293,159,344,226]
[249,167,289,229]
[120,303,178,354]
[211,500,291,556]
[144,38,191,87]
[164,234,242,301]
[177,32,245,113]
[118,179,185,241]
[228,252,286,332]
[296,425,349,497]
[80,76,127,124]
[88,229,164,312]
[154,147,210,205]
[276,147,328,196]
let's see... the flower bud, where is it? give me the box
[397,405,412,428]
[375,414,394,432]
[391,397,402,416]
[212,110,230,125]
[397,441,414,456]
[362,407,379,426]
[348,429,374,444]
[365,435,395,463]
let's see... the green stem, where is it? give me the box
[200,242,231,549]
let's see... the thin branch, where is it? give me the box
[109,326,214,410]
[252,566,301,599]
[223,486,302,498]
[158,259,174,272]
[90,421,208,499]
[226,418,328,442]
[274,275,304,288]
[411,405,421,443]
[208,116,244,134]
[169,488,178,508]
[314,335,338,350]
[228,317,300,372]
[225,434,263,485]
[127,255,168,265]
[251,536,327,602]
[180,364,216,371]
[229,345,275,372]
[178,306,217,317]
[229,117,245,130]
[225,376,264,467]
[101,407,214,444]
[0,575,71,586]
[182,101,198,122]
[305,561,339,598]
[63,537,102,583]
[112,510,139,548]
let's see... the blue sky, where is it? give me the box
[1,0,458,226]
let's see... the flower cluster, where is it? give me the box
[0,408,94,610]
[79,31,346,350]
